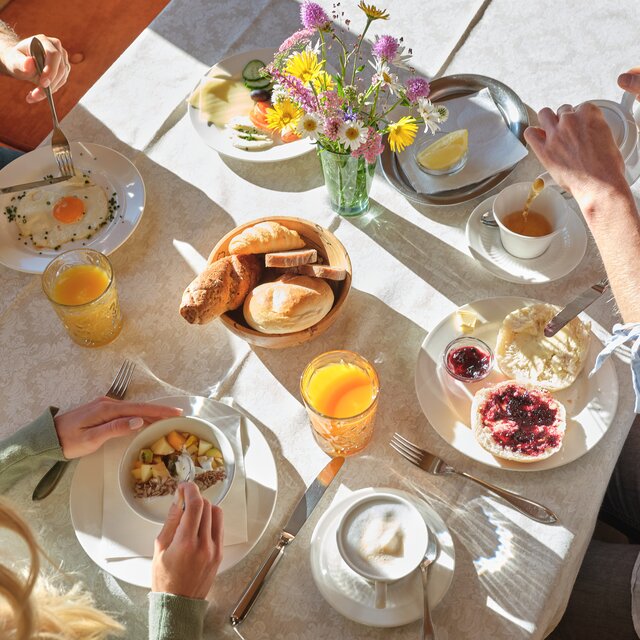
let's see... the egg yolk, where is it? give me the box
[53,196,85,223]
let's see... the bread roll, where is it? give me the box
[243,274,334,334]
[471,381,566,463]
[180,255,262,325]
[228,221,305,255]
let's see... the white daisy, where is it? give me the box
[338,120,367,151]
[417,98,449,134]
[390,44,412,70]
[369,59,402,95]
[270,83,289,104]
[296,112,323,140]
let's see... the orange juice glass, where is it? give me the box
[300,350,380,457]
[42,249,122,347]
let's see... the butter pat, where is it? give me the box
[455,308,478,333]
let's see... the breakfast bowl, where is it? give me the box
[209,216,352,349]
[118,416,236,524]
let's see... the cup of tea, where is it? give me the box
[493,182,567,259]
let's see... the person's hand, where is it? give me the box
[0,34,70,103]
[524,103,628,206]
[152,482,223,599]
[53,397,182,459]
[619,66,640,101]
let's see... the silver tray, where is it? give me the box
[379,74,529,206]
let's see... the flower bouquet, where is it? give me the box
[265,1,449,215]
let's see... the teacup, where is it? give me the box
[336,492,428,609]
[493,182,567,259]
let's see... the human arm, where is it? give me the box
[0,20,70,103]
[149,482,224,640]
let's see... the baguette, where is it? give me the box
[180,255,262,325]
[228,221,305,255]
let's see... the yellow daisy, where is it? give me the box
[266,99,303,132]
[285,50,324,85]
[312,70,335,92]
[358,1,389,20]
[387,116,418,153]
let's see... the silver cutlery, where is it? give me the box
[30,37,75,178]
[0,175,72,195]
[32,360,136,501]
[544,278,609,337]
[230,456,345,626]
[481,211,499,227]
[420,528,438,640]
[390,433,558,524]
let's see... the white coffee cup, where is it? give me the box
[336,492,428,609]
[493,182,566,259]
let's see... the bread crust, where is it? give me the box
[180,255,262,324]
[228,221,305,255]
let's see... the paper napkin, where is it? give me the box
[100,411,247,560]
[397,88,528,194]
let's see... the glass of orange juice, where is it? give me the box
[300,350,380,457]
[42,249,122,347]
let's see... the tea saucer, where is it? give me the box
[465,194,587,283]
[309,487,455,628]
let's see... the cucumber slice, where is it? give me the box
[242,59,267,81]
[245,78,272,91]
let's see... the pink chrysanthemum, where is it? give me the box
[372,35,399,61]
[351,129,384,163]
[405,77,430,102]
[300,1,330,29]
[278,28,316,52]
[323,116,342,141]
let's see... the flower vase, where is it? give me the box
[318,147,376,217]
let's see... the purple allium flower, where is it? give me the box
[404,77,430,102]
[323,116,342,140]
[372,35,399,61]
[278,28,316,52]
[300,1,330,30]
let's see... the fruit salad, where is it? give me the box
[131,430,226,498]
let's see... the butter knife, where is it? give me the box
[544,278,609,337]
[1,175,71,195]
[230,456,345,626]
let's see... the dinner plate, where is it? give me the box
[310,487,455,627]
[415,297,619,471]
[188,47,315,163]
[465,194,588,283]
[0,142,145,273]
[69,396,278,587]
[380,74,529,206]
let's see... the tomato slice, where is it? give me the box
[249,106,270,131]
[254,100,271,116]
[281,130,301,143]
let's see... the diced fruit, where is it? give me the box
[204,447,222,459]
[139,448,154,464]
[184,435,198,449]
[131,469,142,481]
[140,464,153,482]
[133,460,142,469]
[167,431,187,451]
[152,455,162,464]
[151,436,175,456]
[151,461,171,479]
[198,439,213,456]
[214,457,224,468]
[181,432,190,438]
[186,444,198,455]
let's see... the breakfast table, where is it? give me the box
[1,1,639,638]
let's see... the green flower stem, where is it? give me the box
[350,18,372,85]
[319,31,327,65]
[369,84,381,126]
[381,97,404,119]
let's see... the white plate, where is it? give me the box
[0,142,145,273]
[188,48,315,163]
[69,396,278,587]
[415,297,619,471]
[310,488,455,628]
[465,195,587,284]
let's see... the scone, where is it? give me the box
[495,303,590,390]
[471,381,566,462]
[228,221,305,255]
[243,274,334,334]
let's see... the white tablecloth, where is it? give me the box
[1,1,639,638]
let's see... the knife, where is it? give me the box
[544,278,609,337]
[1,175,72,195]
[230,456,345,626]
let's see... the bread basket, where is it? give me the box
[209,216,352,348]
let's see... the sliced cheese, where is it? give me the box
[188,75,255,127]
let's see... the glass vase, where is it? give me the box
[318,147,376,217]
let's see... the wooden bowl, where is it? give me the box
[209,216,352,349]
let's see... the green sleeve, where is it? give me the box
[0,408,67,493]
[148,593,207,640]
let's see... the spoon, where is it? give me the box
[419,528,439,640]
[176,450,196,483]
[522,176,545,217]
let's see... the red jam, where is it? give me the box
[481,384,560,456]
[447,345,491,380]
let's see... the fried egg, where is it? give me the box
[13,174,110,249]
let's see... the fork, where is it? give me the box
[29,37,75,178]
[390,433,558,524]
[32,360,136,501]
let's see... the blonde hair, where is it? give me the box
[0,498,124,640]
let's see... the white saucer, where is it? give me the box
[310,488,455,628]
[69,396,278,587]
[465,194,587,283]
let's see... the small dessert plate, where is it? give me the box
[310,487,455,628]
[465,194,587,284]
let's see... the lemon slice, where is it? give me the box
[417,129,468,172]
